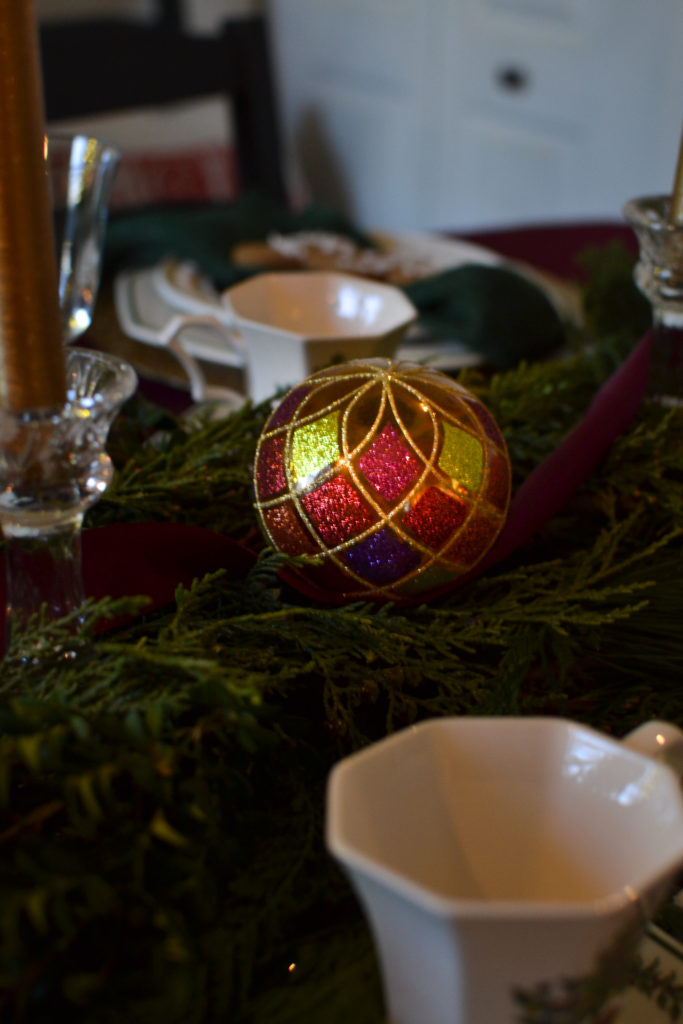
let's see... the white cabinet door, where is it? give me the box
[269,0,683,230]
[270,0,441,228]
[433,0,683,228]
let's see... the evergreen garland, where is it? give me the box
[0,242,681,1021]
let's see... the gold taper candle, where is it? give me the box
[0,0,66,413]
[670,121,683,226]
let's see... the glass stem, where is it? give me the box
[4,516,85,648]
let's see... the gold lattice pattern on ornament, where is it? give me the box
[253,359,511,600]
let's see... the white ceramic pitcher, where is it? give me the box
[326,717,683,1024]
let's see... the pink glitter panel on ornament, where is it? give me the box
[344,527,421,585]
[484,450,511,511]
[358,422,421,501]
[302,474,374,547]
[266,385,312,430]
[256,435,287,499]
[263,502,320,555]
[403,486,469,548]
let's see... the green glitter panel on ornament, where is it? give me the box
[291,411,341,486]
[438,422,484,492]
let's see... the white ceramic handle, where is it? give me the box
[623,720,683,777]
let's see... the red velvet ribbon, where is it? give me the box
[468,328,652,579]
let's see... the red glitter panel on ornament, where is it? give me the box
[466,397,506,448]
[302,474,374,547]
[484,449,511,511]
[263,502,319,555]
[442,513,500,567]
[358,422,421,501]
[403,486,469,549]
[266,385,312,430]
[256,435,287,499]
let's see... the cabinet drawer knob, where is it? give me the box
[496,65,530,93]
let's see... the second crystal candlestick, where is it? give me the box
[623,195,683,404]
[0,348,137,649]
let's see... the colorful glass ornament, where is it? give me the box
[253,359,512,601]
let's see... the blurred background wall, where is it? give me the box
[268,0,683,231]
[36,0,683,231]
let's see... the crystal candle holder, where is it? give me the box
[623,195,683,403]
[0,348,137,652]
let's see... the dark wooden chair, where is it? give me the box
[39,13,287,204]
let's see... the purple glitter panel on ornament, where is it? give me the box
[302,474,374,546]
[358,422,421,501]
[403,486,469,548]
[256,435,287,499]
[266,385,312,430]
[344,528,421,585]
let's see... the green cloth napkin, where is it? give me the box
[403,263,566,369]
[103,195,372,289]
[104,197,566,368]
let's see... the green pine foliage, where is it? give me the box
[0,242,682,1021]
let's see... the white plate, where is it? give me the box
[114,260,245,404]
[373,229,502,274]
[112,231,581,396]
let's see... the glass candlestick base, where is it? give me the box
[623,195,683,405]
[0,348,137,654]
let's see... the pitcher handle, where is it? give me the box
[623,720,683,777]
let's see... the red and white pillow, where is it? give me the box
[48,93,240,208]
